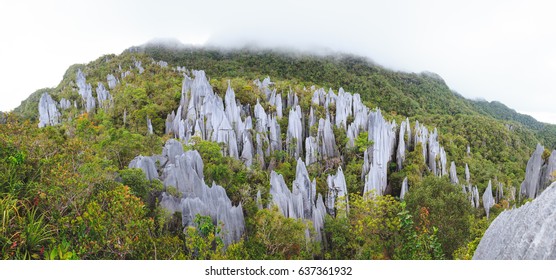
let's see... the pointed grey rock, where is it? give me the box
[129,155,159,181]
[107,74,118,89]
[363,109,396,195]
[287,107,303,159]
[325,167,349,216]
[520,144,545,199]
[147,117,153,134]
[400,177,409,200]
[483,180,495,219]
[38,92,61,128]
[305,136,318,166]
[473,182,556,259]
[134,60,144,74]
[318,116,338,159]
[449,161,459,185]
[76,69,96,112]
[96,82,112,110]
[540,150,556,193]
[59,98,71,110]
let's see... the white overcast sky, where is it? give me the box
[0,0,554,123]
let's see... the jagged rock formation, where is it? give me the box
[286,107,303,159]
[128,156,159,181]
[59,98,71,110]
[449,161,459,185]
[482,180,495,219]
[38,93,61,128]
[363,109,396,196]
[96,82,113,110]
[541,151,556,190]
[147,117,153,134]
[269,159,327,241]
[520,144,556,199]
[473,182,556,259]
[76,69,96,113]
[107,74,118,89]
[134,60,145,74]
[325,167,348,216]
[400,177,409,200]
[128,139,244,246]
[396,118,410,170]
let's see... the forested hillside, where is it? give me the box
[2,42,554,260]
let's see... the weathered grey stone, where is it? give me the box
[107,74,118,89]
[38,92,61,128]
[76,69,96,112]
[305,136,318,166]
[129,155,159,181]
[143,147,245,246]
[335,88,352,130]
[96,82,112,110]
[496,182,504,203]
[449,161,459,185]
[465,163,470,184]
[318,116,338,159]
[520,144,545,199]
[400,177,409,200]
[483,180,495,219]
[59,98,71,110]
[396,119,407,170]
[134,60,144,74]
[162,138,184,166]
[473,182,556,259]
[287,107,303,159]
[269,159,327,241]
[326,167,349,216]
[147,117,153,134]
[269,116,281,153]
[363,109,396,196]
[540,150,556,193]
[157,60,168,68]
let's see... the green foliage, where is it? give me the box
[119,168,151,201]
[394,202,444,260]
[185,214,224,260]
[249,207,314,259]
[404,175,472,258]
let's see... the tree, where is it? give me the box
[404,175,472,258]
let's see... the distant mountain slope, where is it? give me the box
[135,42,555,149]
[470,100,556,148]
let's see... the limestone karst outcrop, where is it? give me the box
[473,182,556,259]
[269,161,327,241]
[128,139,245,246]
[520,144,556,199]
[38,92,61,128]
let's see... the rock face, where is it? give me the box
[363,109,396,196]
[107,74,118,89]
[128,156,158,181]
[449,161,459,185]
[38,93,61,128]
[269,160,327,241]
[482,180,495,219]
[325,167,348,216]
[129,139,244,246]
[473,182,556,260]
[520,144,556,199]
[400,177,409,200]
[96,82,113,110]
[76,69,96,113]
